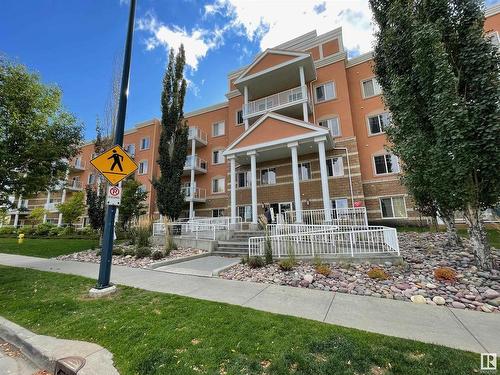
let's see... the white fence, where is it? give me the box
[249,225,399,258]
[152,216,243,240]
[243,85,308,118]
[285,207,368,228]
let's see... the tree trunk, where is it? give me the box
[441,213,461,248]
[464,205,492,270]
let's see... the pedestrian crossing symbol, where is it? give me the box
[90,145,138,185]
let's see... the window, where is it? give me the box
[315,82,336,103]
[238,205,253,222]
[298,162,311,180]
[261,168,276,185]
[138,160,148,174]
[212,121,225,137]
[367,113,391,135]
[138,185,147,193]
[362,78,382,98]
[212,209,224,217]
[380,196,407,218]
[326,157,344,177]
[237,171,251,188]
[125,144,136,156]
[87,174,96,184]
[487,31,500,48]
[374,154,400,175]
[140,137,150,150]
[212,177,225,193]
[212,149,225,165]
[332,198,348,210]
[318,117,341,137]
[236,110,244,125]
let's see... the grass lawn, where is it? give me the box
[396,226,500,248]
[0,238,97,258]
[0,266,482,375]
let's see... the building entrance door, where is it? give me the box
[269,202,293,223]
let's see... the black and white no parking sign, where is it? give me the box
[106,185,122,206]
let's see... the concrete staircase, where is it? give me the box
[212,230,263,257]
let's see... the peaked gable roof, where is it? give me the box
[223,113,329,156]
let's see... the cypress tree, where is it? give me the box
[370,0,499,269]
[153,46,188,220]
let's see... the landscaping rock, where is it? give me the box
[432,296,446,305]
[482,288,500,300]
[410,295,426,304]
[452,302,466,309]
[303,274,314,283]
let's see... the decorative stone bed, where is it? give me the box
[56,245,207,268]
[219,232,500,313]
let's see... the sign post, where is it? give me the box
[94,0,137,291]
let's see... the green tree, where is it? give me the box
[370,0,499,269]
[119,179,148,229]
[0,57,82,207]
[57,191,85,228]
[85,185,106,231]
[28,207,46,226]
[152,46,188,221]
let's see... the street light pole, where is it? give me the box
[96,0,137,289]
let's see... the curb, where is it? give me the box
[0,315,119,375]
[148,252,210,269]
[211,260,241,276]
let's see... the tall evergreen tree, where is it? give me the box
[153,46,188,220]
[370,0,500,269]
[118,179,148,229]
[86,185,106,231]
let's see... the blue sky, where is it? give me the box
[1,0,498,140]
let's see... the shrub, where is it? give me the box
[49,226,64,237]
[315,264,331,276]
[0,226,16,235]
[240,256,248,265]
[248,256,265,269]
[151,250,164,261]
[367,267,389,280]
[278,258,296,271]
[434,267,457,282]
[35,222,55,236]
[95,249,102,256]
[264,230,273,265]
[115,227,131,241]
[18,226,36,236]
[136,247,152,259]
[112,246,124,256]
[123,247,136,257]
[77,226,97,237]
[165,236,177,254]
[134,223,151,249]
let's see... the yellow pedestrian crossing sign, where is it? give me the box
[90,145,138,185]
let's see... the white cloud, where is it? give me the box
[207,0,375,56]
[136,12,226,70]
[185,78,200,97]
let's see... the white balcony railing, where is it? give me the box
[44,201,61,211]
[181,186,207,201]
[68,180,83,190]
[72,160,86,170]
[243,85,308,118]
[184,155,207,172]
[188,127,208,144]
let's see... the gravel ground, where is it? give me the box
[56,245,207,268]
[219,232,500,312]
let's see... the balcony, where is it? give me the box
[243,85,310,120]
[70,159,86,171]
[44,201,61,211]
[183,155,207,175]
[67,180,83,191]
[188,127,208,148]
[181,186,207,203]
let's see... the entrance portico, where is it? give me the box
[223,112,334,225]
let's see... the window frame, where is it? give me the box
[87,173,95,184]
[314,81,336,103]
[139,137,150,150]
[373,153,400,176]
[212,208,224,217]
[318,116,341,137]
[212,149,225,165]
[297,162,312,181]
[361,77,382,99]
[212,121,225,137]
[212,176,225,194]
[260,168,277,185]
[326,157,344,177]
[237,205,253,222]
[237,171,251,188]
[379,196,407,219]
[236,110,244,126]
[367,112,391,136]
[138,159,148,175]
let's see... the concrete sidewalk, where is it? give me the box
[155,255,240,276]
[0,253,499,354]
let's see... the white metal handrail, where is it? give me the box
[250,224,399,258]
[184,155,207,171]
[285,207,368,227]
[243,85,308,118]
[181,186,207,200]
[152,216,243,239]
[188,127,208,143]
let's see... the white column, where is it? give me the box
[13,196,22,227]
[243,86,249,130]
[58,188,67,227]
[43,190,51,223]
[248,151,257,224]
[229,156,236,224]
[189,138,196,219]
[299,66,308,122]
[288,142,302,223]
[315,137,332,222]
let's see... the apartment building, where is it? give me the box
[5,4,499,228]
